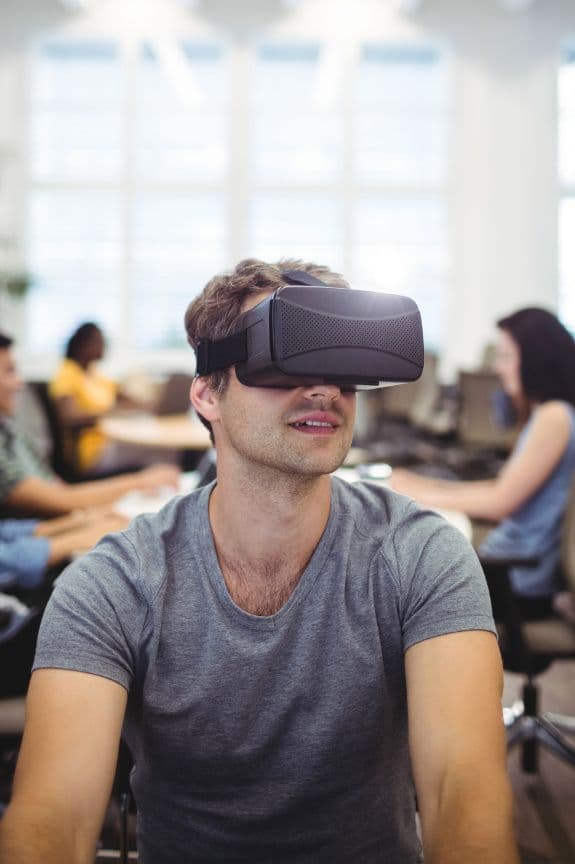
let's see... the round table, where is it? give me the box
[99,413,211,451]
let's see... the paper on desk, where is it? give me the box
[114,471,200,518]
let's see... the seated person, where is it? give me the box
[392,307,575,619]
[50,322,152,475]
[0,258,518,863]
[0,331,180,517]
[0,508,128,592]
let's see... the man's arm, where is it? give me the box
[4,464,180,517]
[405,630,519,864]
[0,669,128,864]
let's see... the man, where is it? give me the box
[0,331,180,516]
[0,259,518,863]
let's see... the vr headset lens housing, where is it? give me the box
[195,281,424,389]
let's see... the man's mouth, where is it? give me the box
[288,413,341,434]
[290,420,336,429]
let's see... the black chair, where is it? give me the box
[26,380,80,481]
[479,482,575,774]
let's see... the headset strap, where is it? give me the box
[195,271,327,375]
[196,330,247,375]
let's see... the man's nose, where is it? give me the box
[300,382,342,401]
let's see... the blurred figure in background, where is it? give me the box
[51,322,157,475]
[393,307,575,618]
[50,322,116,474]
[1,507,128,594]
[0,330,180,517]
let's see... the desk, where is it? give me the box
[100,413,211,451]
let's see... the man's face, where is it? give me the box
[0,348,22,415]
[214,371,356,479]
[208,291,356,478]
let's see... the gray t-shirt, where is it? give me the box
[34,477,496,864]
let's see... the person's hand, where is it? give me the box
[137,464,181,493]
[59,512,131,556]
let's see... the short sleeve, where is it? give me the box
[49,361,78,399]
[391,505,496,652]
[33,531,149,691]
[0,456,29,502]
[0,520,38,541]
[0,535,50,590]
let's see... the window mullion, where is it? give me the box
[120,37,138,355]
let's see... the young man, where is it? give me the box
[0,259,518,863]
[0,332,180,516]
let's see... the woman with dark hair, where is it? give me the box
[392,307,575,616]
[50,322,117,473]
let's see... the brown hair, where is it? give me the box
[184,257,349,437]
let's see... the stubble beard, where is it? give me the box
[227,417,353,491]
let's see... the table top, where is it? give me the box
[100,412,211,451]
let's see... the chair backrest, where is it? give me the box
[560,475,575,595]
[457,370,516,451]
[373,351,441,428]
[25,380,76,480]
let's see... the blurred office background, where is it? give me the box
[0,0,574,384]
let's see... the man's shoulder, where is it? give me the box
[54,487,209,611]
[122,485,209,566]
[332,475,475,569]
[332,475,435,535]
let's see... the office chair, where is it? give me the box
[479,479,575,774]
[25,380,80,481]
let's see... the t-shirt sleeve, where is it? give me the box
[33,531,148,691]
[49,362,77,399]
[0,444,29,502]
[0,535,50,590]
[0,519,38,541]
[391,503,496,652]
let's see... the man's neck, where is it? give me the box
[208,463,332,591]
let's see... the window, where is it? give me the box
[559,48,575,333]
[27,40,227,352]
[249,42,450,351]
[27,38,450,354]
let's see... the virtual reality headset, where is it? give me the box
[194,270,424,389]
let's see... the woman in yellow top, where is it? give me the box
[50,323,118,473]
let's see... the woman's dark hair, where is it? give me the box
[0,331,13,350]
[65,322,102,361]
[497,307,575,407]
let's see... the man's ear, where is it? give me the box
[190,376,220,423]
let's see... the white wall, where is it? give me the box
[0,0,574,380]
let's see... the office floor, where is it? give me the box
[504,661,575,864]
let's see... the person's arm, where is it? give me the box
[33,506,120,538]
[392,401,571,521]
[54,394,101,429]
[4,464,181,517]
[44,513,129,564]
[406,630,519,864]
[0,669,128,864]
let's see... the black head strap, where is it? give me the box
[195,270,328,375]
[280,269,329,288]
[196,329,247,376]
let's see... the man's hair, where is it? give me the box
[0,331,13,350]
[497,306,575,407]
[184,258,349,439]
